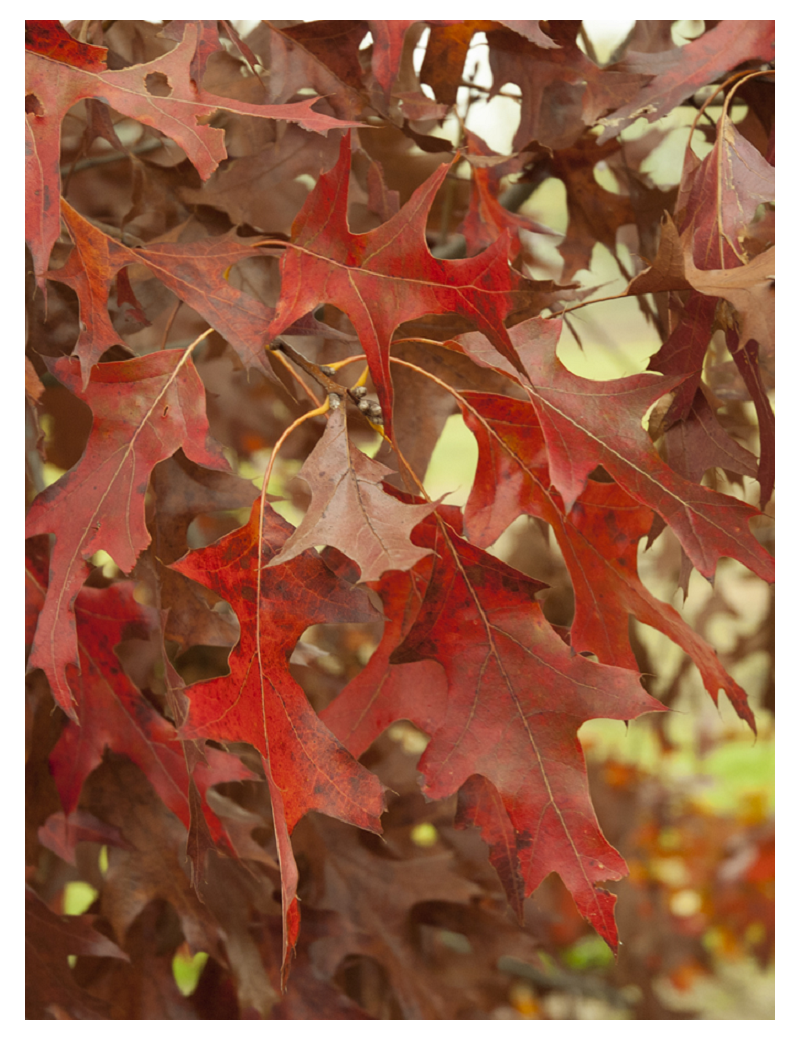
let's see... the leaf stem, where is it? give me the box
[260,398,331,505]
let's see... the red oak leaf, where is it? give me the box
[497,21,558,48]
[321,562,449,760]
[25,350,229,718]
[644,121,774,421]
[170,499,387,986]
[25,20,360,287]
[455,317,774,584]
[368,20,416,99]
[269,406,435,581]
[684,246,775,355]
[457,131,555,257]
[44,579,254,851]
[599,21,774,143]
[420,22,494,109]
[25,20,107,69]
[549,137,636,281]
[384,516,665,949]
[460,391,757,730]
[325,502,664,940]
[49,200,276,383]
[638,112,775,513]
[486,23,649,151]
[267,132,538,437]
[38,810,132,867]
[26,886,129,1020]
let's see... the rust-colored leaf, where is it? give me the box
[267,132,540,436]
[270,407,435,581]
[171,499,387,985]
[26,350,229,718]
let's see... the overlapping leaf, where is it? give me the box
[459,390,758,729]
[454,317,774,584]
[486,22,649,151]
[170,499,387,983]
[599,21,775,142]
[25,20,360,286]
[269,407,435,581]
[43,579,254,847]
[327,508,664,948]
[49,200,276,382]
[26,350,229,717]
[26,887,128,1020]
[267,132,550,437]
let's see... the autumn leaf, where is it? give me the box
[367,20,416,100]
[684,246,775,353]
[325,501,665,944]
[292,815,482,1018]
[38,810,132,867]
[25,20,361,286]
[26,886,128,1020]
[26,349,229,718]
[267,132,545,437]
[457,130,555,257]
[269,406,435,581]
[171,498,387,984]
[486,23,649,151]
[384,516,665,949]
[598,21,774,142]
[25,19,775,1017]
[80,757,223,955]
[321,558,449,759]
[45,579,253,849]
[50,200,277,382]
[549,136,636,281]
[454,316,774,584]
[142,452,259,653]
[459,390,758,729]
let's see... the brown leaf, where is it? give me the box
[270,407,435,581]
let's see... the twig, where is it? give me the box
[60,138,163,176]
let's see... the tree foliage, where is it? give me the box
[26,19,774,1019]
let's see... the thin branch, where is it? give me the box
[60,138,163,176]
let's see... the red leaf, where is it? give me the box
[321,561,449,759]
[38,810,132,866]
[26,887,128,1020]
[25,21,361,286]
[270,407,435,581]
[367,20,416,99]
[171,499,387,985]
[49,200,276,382]
[385,517,665,949]
[25,20,107,69]
[268,132,535,436]
[455,775,526,921]
[486,24,649,151]
[684,247,775,354]
[47,580,253,847]
[460,391,758,730]
[457,131,555,256]
[26,350,228,718]
[599,21,775,142]
[455,317,774,584]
